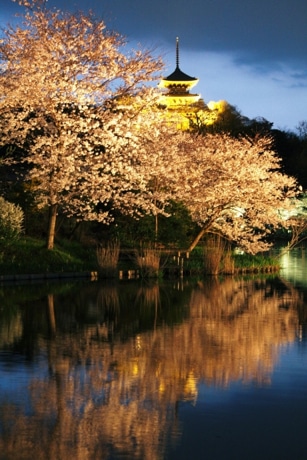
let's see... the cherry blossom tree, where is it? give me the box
[169,133,299,254]
[0,0,175,249]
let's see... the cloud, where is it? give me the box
[97,0,307,64]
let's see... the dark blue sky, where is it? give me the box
[1,0,307,130]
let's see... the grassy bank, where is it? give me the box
[179,250,280,276]
[0,237,281,277]
[0,237,97,275]
[232,253,281,274]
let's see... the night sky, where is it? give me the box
[1,0,307,130]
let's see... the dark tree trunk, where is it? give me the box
[187,227,207,252]
[47,203,58,250]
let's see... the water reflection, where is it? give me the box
[0,276,305,459]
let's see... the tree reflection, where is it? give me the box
[0,277,303,459]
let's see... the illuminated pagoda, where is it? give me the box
[159,37,205,110]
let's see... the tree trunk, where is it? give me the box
[155,213,158,245]
[47,203,58,250]
[187,227,207,252]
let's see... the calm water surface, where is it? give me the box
[0,250,307,459]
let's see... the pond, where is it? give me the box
[0,249,307,459]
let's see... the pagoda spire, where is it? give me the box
[176,37,180,69]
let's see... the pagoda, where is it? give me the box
[159,37,205,109]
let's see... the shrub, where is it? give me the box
[135,246,161,278]
[203,235,229,275]
[96,239,120,278]
[0,197,24,244]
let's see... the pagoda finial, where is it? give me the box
[176,37,179,69]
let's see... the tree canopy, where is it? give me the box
[0,0,173,248]
[166,133,298,253]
